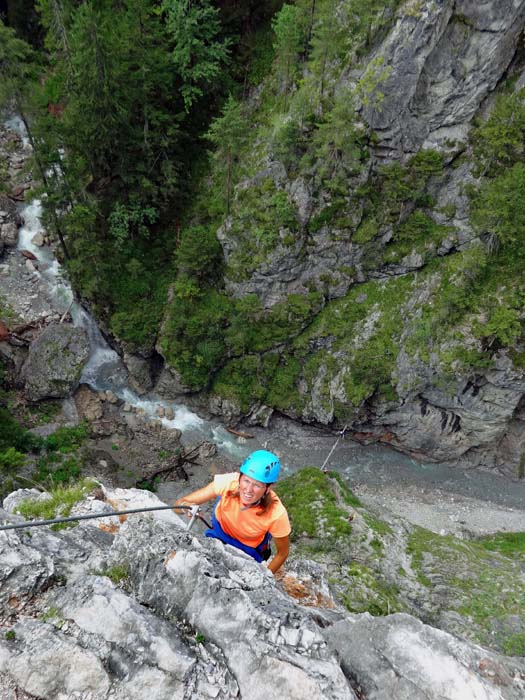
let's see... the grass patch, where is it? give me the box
[478,532,525,559]
[97,563,130,585]
[274,467,355,542]
[407,526,525,652]
[15,478,97,525]
[343,561,403,616]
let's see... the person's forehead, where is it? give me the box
[240,474,265,486]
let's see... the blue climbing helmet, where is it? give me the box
[239,450,281,483]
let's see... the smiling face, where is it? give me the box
[239,473,268,507]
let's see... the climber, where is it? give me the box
[173,450,291,574]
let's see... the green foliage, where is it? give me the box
[4,630,16,642]
[272,4,305,108]
[15,478,97,522]
[0,407,43,453]
[471,162,525,252]
[308,0,348,98]
[162,288,231,390]
[274,467,355,542]
[475,305,522,348]
[205,95,248,214]
[108,203,158,251]
[175,225,224,281]
[471,89,525,177]
[502,634,525,657]
[386,210,453,262]
[0,19,39,107]
[342,0,401,55]
[163,0,230,110]
[0,447,26,471]
[295,275,412,411]
[98,563,130,584]
[407,526,525,653]
[34,455,82,486]
[344,562,402,616]
[478,532,525,559]
[306,88,368,182]
[44,423,87,452]
[355,56,391,109]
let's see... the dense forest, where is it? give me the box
[1,0,525,475]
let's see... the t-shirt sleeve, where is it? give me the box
[268,504,291,538]
[213,472,239,496]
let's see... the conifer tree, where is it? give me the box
[163,0,230,111]
[272,3,304,110]
[205,95,246,215]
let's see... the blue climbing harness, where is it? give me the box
[205,497,272,562]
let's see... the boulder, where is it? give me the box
[74,384,104,422]
[0,194,21,251]
[153,364,191,399]
[21,324,90,401]
[326,613,525,700]
[123,351,154,393]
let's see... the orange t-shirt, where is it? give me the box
[212,472,291,548]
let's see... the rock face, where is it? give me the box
[179,0,525,475]
[362,0,525,155]
[20,323,90,401]
[0,194,22,254]
[1,485,524,700]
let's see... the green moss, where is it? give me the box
[274,467,355,542]
[353,215,379,244]
[407,526,525,652]
[41,606,63,624]
[362,511,392,536]
[226,178,299,277]
[502,633,525,657]
[294,275,413,411]
[478,532,525,559]
[406,527,436,587]
[343,561,403,616]
[308,200,347,233]
[0,294,20,326]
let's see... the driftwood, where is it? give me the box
[60,300,74,323]
[226,426,254,439]
[0,315,59,347]
[20,249,37,261]
[137,442,205,489]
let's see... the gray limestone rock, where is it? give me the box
[325,613,525,700]
[21,323,90,401]
[0,195,22,251]
[362,0,525,155]
[1,485,525,699]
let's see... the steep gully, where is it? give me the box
[6,116,525,536]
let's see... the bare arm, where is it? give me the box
[173,481,216,510]
[268,535,290,574]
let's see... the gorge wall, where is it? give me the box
[152,0,525,477]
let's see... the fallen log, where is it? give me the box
[137,442,205,488]
[11,315,53,335]
[20,249,38,261]
[0,320,9,342]
[226,426,254,439]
